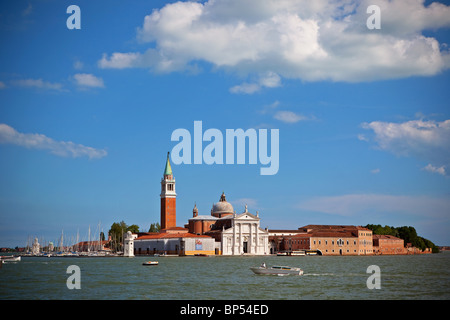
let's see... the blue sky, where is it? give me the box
[1,0,449,248]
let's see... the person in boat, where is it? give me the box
[261,262,266,268]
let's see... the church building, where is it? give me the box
[187,193,269,255]
[123,152,270,256]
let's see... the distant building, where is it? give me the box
[270,225,374,255]
[133,230,215,256]
[189,196,269,255]
[126,153,217,256]
[373,234,405,255]
[160,152,177,230]
[74,239,112,253]
[124,152,433,257]
[32,238,40,255]
[124,153,269,256]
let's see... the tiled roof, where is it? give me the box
[292,231,357,238]
[189,215,219,221]
[373,234,402,240]
[136,232,212,240]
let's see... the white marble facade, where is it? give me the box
[220,210,269,255]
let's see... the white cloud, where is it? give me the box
[258,100,311,124]
[423,163,446,176]
[229,82,261,94]
[11,78,63,91]
[73,73,105,88]
[357,134,369,142]
[297,193,450,218]
[99,52,144,69]
[361,118,450,175]
[0,123,107,159]
[273,111,308,123]
[99,0,450,83]
[230,71,281,94]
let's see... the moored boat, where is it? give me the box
[1,256,21,262]
[250,265,303,276]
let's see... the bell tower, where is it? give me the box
[160,152,176,230]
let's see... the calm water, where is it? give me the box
[1,253,449,300]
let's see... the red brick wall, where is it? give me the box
[161,197,176,229]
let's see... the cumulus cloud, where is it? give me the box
[0,124,107,159]
[361,118,450,175]
[98,0,450,83]
[73,73,105,88]
[230,71,281,94]
[297,193,450,218]
[423,163,446,176]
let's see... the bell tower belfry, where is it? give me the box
[160,152,176,230]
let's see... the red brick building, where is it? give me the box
[372,234,406,255]
[270,225,374,255]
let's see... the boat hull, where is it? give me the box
[1,256,21,262]
[250,266,303,276]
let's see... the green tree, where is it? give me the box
[108,221,140,252]
[365,224,439,253]
[148,222,161,233]
[128,224,140,234]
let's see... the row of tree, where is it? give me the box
[107,221,160,252]
[364,224,439,253]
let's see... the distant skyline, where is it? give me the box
[1,0,449,248]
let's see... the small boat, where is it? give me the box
[290,250,306,256]
[250,265,303,276]
[1,256,21,262]
[142,261,159,266]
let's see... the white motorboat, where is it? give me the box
[1,256,21,262]
[142,261,159,266]
[290,250,306,256]
[250,265,303,276]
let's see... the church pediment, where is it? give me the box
[235,212,259,220]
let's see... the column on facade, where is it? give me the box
[239,222,242,254]
[232,219,236,255]
[255,223,259,253]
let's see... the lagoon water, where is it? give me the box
[1,253,450,300]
